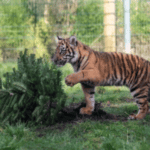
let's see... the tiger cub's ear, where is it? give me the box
[57,36,63,40]
[69,36,77,46]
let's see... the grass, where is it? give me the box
[1,118,150,150]
[0,62,150,150]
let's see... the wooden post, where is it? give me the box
[104,0,116,52]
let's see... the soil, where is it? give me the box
[35,100,135,137]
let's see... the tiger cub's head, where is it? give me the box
[51,36,79,67]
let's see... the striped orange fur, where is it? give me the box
[52,36,150,120]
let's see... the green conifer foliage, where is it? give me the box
[0,49,66,126]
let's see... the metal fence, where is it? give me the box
[116,0,150,60]
[0,0,150,62]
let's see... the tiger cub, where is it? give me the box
[52,35,150,120]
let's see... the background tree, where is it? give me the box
[0,0,31,61]
[131,0,150,42]
[71,0,104,45]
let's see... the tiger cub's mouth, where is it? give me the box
[53,59,67,67]
[81,81,95,86]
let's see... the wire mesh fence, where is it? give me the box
[0,0,150,62]
[116,0,150,60]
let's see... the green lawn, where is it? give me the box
[0,62,150,150]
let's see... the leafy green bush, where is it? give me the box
[0,0,31,61]
[71,0,104,45]
[25,18,52,58]
[0,49,66,126]
[131,0,150,38]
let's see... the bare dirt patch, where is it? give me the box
[35,101,131,136]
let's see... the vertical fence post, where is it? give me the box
[124,0,131,53]
[104,0,116,52]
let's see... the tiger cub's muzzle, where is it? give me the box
[51,54,67,67]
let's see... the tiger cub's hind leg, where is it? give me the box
[79,84,95,115]
[128,86,150,120]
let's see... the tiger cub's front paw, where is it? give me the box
[65,75,76,87]
[79,107,92,115]
[128,114,137,120]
